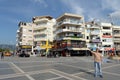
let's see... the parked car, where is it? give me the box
[18,51,30,57]
[4,52,12,56]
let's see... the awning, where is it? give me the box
[67,48,89,50]
[105,48,115,51]
[34,46,45,50]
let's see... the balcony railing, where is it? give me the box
[33,18,48,23]
[56,44,85,49]
[90,39,101,43]
[57,36,84,40]
[113,34,120,37]
[34,38,47,41]
[113,38,120,41]
[34,31,46,35]
[57,21,83,26]
[56,29,83,34]
[90,31,100,35]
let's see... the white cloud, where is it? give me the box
[102,0,120,11]
[60,0,106,21]
[101,0,120,17]
[60,0,84,16]
[60,0,120,22]
[31,0,48,7]
[101,0,120,25]
[110,11,120,17]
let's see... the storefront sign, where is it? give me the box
[105,48,115,51]
[22,45,32,49]
[102,35,112,38]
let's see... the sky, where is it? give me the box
[0,0,120,44]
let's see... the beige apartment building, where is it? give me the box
[100,22,114,54]
[16,22,34,53]
[32,16,56,55]
[52,13,86,56]
[16,13,120,56]
[85,21,101,51]
[113,26,120,52]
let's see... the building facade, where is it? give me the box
[32,16,56,55]
[85,21,101,51]
[16,13,120,56]
[16,22,34,53]
[113,26,120,51]
[52,13,86,56]
[100,22,114,52]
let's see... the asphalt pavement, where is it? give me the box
[0,56,120,80]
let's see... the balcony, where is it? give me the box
[56,36,85,41]
[87,26,100,29]
[90,39,101,43]
[56,29,83,34]
[56,44,85,49]
[34,26,47,30]
[33,18,48,23]
[34,31,46,35]
[113,38,120,42]
[90,31,100,35]
[34,38,47,41]
[113,34,120,37]
[57,21,83,27]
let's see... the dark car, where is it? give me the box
[19,51,30,57]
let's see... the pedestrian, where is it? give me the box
[90,48,103,78]
[1,51,4,59]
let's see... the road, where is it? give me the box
[0,56,120,80]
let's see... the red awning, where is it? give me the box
[105,48,115,51]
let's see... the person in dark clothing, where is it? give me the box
[1,52,4,59]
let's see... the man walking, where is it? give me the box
[90,48,103,78]
[1,51,4,59]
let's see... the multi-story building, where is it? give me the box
[32,16,56,54]
[16,22,34,53]
[16,13,120,56]
[85,21,101,51]
[53,13,86,56]
[100,22,114,52]
[113,26,120,52]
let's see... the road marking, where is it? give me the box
[73,63,120,76]
[50,69,87,80]
[10,62,35,80]
[0,69,52,79]
[102,64,120,69]
[61,63,90,70]
[103,71,120,76]
[46,77,62,80]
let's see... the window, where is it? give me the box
[102,39,106,42]
[103,33,111,35]
[87,36,89,39]
[102,38,112,42]
[103,45,111,47]
[103,27,110,29]
[62,26,66,29]
[29,30,32,32]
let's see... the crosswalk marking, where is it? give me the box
[10,62,35,80]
